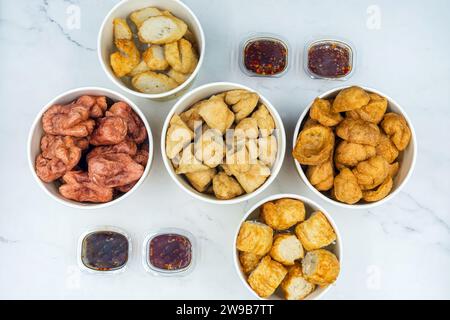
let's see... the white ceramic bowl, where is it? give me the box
[98,0,205,100]
[28,87,154,210]
[233,193,343,300]
[161,82,286,205]
[293,86,417,210]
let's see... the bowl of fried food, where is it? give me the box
[234,194,342,300]
[28,87,153,209]
[98,0,204,100]
[292,86,417,209]
[161,82,286,204]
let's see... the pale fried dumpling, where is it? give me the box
[295,211,336,251]
[138,15,187,44]
[175,143,210,174]
[185,168,216,193]
[248,256,287,298]
[165,114,194,159]
[381,113,412,151]
[293,125,335,166]
[302,249,340,287]
[346,93,387,124]
[167,68,190,85]
[352,156,389,190]
[235,118,259,139]
[310,98,343,127]
[113,18,132,40]
[270,234,304,266]
[336,118,380,146]
[362,177,393,202]
[142,45,169,71]
[258,135,278,167]
[307,158,334,191]
[239,252,262,275]
[261,198,306,230]
[335,141,376,167]
[128,60,151,77]
[376,133,399,163]
[194,128,224,168]
[212,172,244,200]
[179,101,206,132]
[164,39,196,73]
[333,168,362,204]
[129,7,162,28]
[225,145,253,174]
[232,161,271,194]
[252,104,275,137]
[331,86,370,113]
[281,264,315,300]
[225,90,259,122]
[131,71,178,94]
[236,221,273,255]
[198,95,235,134]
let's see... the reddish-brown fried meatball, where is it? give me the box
[76,95,108,118]
[89,116,128,146]
[106,102,147,144]
[42,104,95,137]
[88,153,144,188]
[36,135,83,182]
[59,171,113,203]
[87,139,137,161]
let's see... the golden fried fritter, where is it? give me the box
[381,113,411,151]
[331,86,370,113]
[346,93,387,124]
[333,168,362,204]
[335,141,376,167]
[293,125,334,165]
[352,156,389,190]
[310,98,343,127]
[336,118,380,146]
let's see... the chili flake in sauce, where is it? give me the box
[81,231,129,271]
[243,39,288,76]
[307,41,352,78]
[149,234,192,271]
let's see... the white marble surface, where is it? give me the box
[1,0,449,300]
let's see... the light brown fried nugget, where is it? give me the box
[346,93,387,124]
[332,86,370,113]
[336,118,380,146]
[307,158,334,191]
[362,177,393,202]
[239,252,262,275]
[261,198,306,230]
[381,113,412,151]
[293,125,335,165]
[310,98,343,127]
[248,256,287,298]
[376,133,399,163]
[333,168,362,204]
[335,141,376,167]
[236,221,273,256]
[352,156,389,190]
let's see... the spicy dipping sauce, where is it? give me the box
[307,41,353,79]
[81,231,129,271]
[243,38,288,76]
[149,234,192,271]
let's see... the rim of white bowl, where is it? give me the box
[161,82,287,205]
[27,86,154,210]
[97,0,205,99]
[292,86,418,210]
[233,193,343,300]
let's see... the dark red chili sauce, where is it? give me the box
[307,42,352,78]
[149,234,192,270]
[244,39,287,76]
[81,231,129,271]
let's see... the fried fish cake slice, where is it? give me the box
[295,211,336,251]
[142,45,169,71]
[293,125,335,165]
[138,15,187,44]
[333,168,362,204]
[164,39,196,73]
[113,18,132,40]
[310,98,343,127]
[129,7,162,28]
[362,177,393,202]
[331,86,370,113]
[346,93,387,124]
[131,71,178,94]
[336,118,380,146]
[110,39,141,78]
[248,256,287,298]
[128,60,151,77]
[381,113,412,151]
[236,221,273,256]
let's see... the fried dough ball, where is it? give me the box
[185,168,216,193]
[248,256,287,298]
[175,143,209,174]
[281,264,315,300]
[331,86,370,113]
[307,158,334,191]
[346,93,387,124]
[138,15,187,45]
[88,153,144,188]
[236,221,273,256]
[362,177,393,202]
[59,171,113,203]
[87,139,137,161]
[165,114,194,159]
[239,252,262,275]
[352,156,389,190]
[258,135,278,167]
[335,141,376,167]
[142,45,169,71]
[261,198,306,230]
[251,104,275,137]
[376,133,399,163]
[333,168,362,204]
[90,116,128,146]
[198,95,235,134]
[225,90,259,122]
[293,125,335,165]
[164,39,195,73]
[302,249,340,287]
[381,113,411,151]
[42,104,95,137]
[110,39,140,78]
[295,211,336,251]
[309,98,343,127]
[336,118,380,146]
[212,172,244,200]
[76,95,108,118]
[270,234,304,266]
[107,102,147,144]
[194,128,225,168]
